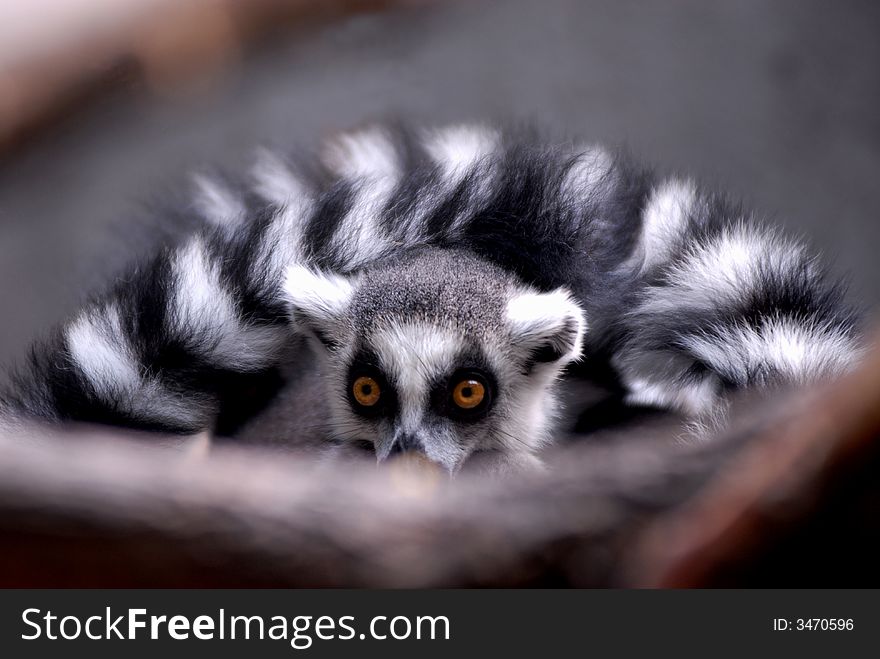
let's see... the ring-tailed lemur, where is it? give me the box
[0,125,861,473]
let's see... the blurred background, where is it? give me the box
[0,0,878,373]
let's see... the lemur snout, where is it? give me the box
[387,431,422,457]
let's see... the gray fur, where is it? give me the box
[285,248,584,473]
[351,249,516,338]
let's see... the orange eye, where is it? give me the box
[352,376,381,407]
[452,379,486,409]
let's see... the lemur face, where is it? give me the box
[284,249,586,473]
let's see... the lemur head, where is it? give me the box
[284,248,585,473]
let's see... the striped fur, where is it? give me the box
[0,125,862,448]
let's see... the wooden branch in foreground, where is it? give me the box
[0,427,703,587]
[624,332,880,587]
[0,333,877,587]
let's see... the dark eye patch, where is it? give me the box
[429,348,497,422]
[346,351,397,419]
[445,368,494,421]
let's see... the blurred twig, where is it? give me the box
[0,0,425,154]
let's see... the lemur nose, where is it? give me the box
[388,431,421,456]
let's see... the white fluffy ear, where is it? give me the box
[506,289,587,366]
[284,265,356,346]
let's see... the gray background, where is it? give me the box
[1,0,878,371]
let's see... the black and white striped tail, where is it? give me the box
[0,124,863,434]
[614,178,861,417]
[0,125,507,434]
[0,228,294,433]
